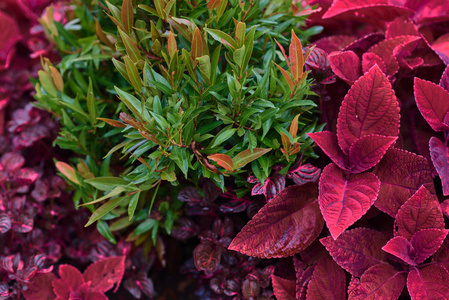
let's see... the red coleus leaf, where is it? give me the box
[395,185,444,239]
[362,52,387,74]
[373,149,435,217]
[52,265,84,299]
[22,272,57,300]
[194,241,223,272]
[433,236,449,269]
[414,78,449,132]
[348,135,397,173]
[344,33,385,54]
[321,228,389,277]
[432,33,449,65]
[336,65,400,154]
[0,11,20,65]
[319,163,380,239]
[383,229,448,265]
[313,35,357,54]
[83,256,125,293]
[386,17,419,39]
[429,136,449,196]
[294,256,314,299]
[287,163,321,186]
[229,184,324,258]
[328,50,361,85]
[322,0,414,21]
[347,263,406,300]
[407,264,449,300]
[406,0,449,24]
[272,275,296,300]
[308,131,349,170]
[15,168,39,185]
[306,256,346,300]
[440,64,449,92]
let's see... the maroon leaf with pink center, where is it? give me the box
[313,35,357,53]
[362,52,387,74]
[429,136,449,196]
[414,78,449,132]
[386,17,419,39]
[194,241,223,272]
[319,163,380,239]
[348,135,397,173]
[336,65,400,154]
[373,149,435,217]
[306,256,346,300]
[395,185,444,239]
[321,228,389,277]
[348,264,406,300]
[83,256,125,293]
[229,184,324,258]
[308,131,349,170]
[272,275,296,300]
[287,163,321,186]
[328,51,361,85]
[407,264,449,300]
[440,65,449,92]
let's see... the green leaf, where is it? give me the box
[115,87,142,115]
[80,186,126,206]
[128,191,141,220]
[118,28,142,62]
[233,45,245,67]
[204,28,238,49]
[121,0,134,34]
[133,218,157,236]
[124,56,142,92]
[84,177,131,191]
[209,126,237,148]
[96,220,117,244]
[233,148,272,169]
[85,196,127,226]
[86,78,98,124]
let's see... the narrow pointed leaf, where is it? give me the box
[208,153,234,171]
[121,0,134,34]
[289,30,304,82]
[191,28,203,60]
[232,148,271,169]
[274,62,295,92]
[429,136,449,195]
[85,196,127,227]
[55,162,80,185]
[407,265,449,300]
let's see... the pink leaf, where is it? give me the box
[272,275,296,300]
[406,0,449,24]
[347,264,406,300]
[440,65,449,92]
[308,131,349,170]
[382,236,416,265]
[429,136,449,195]
[229,184,324,258]
[395,185,444,239]
[322,1,414,21]
[83,256,125,293]
[320,228,389,277]
[313,35,357,54]
[407,264,449,300]
[348,135,397,173]
[414,78,449,132]
[411,229,448,264]
[194,241,223,272]
[1,152,25,172]
[336,65,400,154]
[386,17,419,39]
[15,168,39,185]
[53,265,84,299]
[306,256,346,300]
[362,52,387,74]
[328,51,361,85]
[288,163,321,186]
[23,273,57,300]
[319,164,380,239]
[373,149,435,217]
[432,33,449,65]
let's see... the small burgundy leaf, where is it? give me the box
[321,228,389,277]
[373,149,435,217]
[328,50,361,85]
[306,256,346,300]
[229,184,324,258]
[344,33,385,54]
[308,131,349,170]
[250,173,286,201]
[382,236,416,265]
[429,136,449,196]
[348,135,397,173]
[440,65,449,92]
[194,241,223,272]
[432,33,449,65]
[14,213,33,233]
[305,47,330,70]
[411,229,449,264]
[319,163,380,239]
[414,78,449,132]
[347,264,406,300]
[288,163,321,186]
[407,265,449,300]
[362,52,387,74]
[272,275,296,300]
[336,65,400,154]
[395,185,444,240]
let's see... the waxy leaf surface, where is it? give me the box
[429,136,449,196]
[306,256,346,300]
[328,50,361,85]
[348,264,406,300]
[337,65,400,154]
[373,149,435,217]
[229,184,324,258]
[321,228,389,277]
[407,264,449,300]
[319,164,380,239]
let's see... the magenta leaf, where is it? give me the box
[306,256,346,300]
[373,149,435,217]
[395,185,444,239]
[386,17,419,39]
[429,136,449,196]
[272,275,296,300]
[322,1,414,21]
[362,52,387,74]
[344,33,385,54]
[22,272,57,300]
[348,264,406,300]
[0,11,20,68]
[336,65,400,154]
[83,256,125,293]
[382,236,416,265]
[406,0,449,24]
[411,229,449,264]
[348,135,397,173]
[287,163,321,186]
[308,131,349,170]
[14,213,33,233]
[321,228,389,277]
[52,265,84,299]
[440,65,449,92]
[432,33,449,65]
[313,35,357,53]
[194,241,223,272]
[407,264,449,300]
[229,184,324,258]
[319,163,380,239]
[414,78,449,132]
[328,50,361,85]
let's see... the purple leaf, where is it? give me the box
[294,256,314,300]
[373,149,435,217]
[178,187,202,203]
[429,136,449,196]
[13,213,33,233]
[319,164,380,239]
[306,256,346,300]
[348,264,406,300]
[52,265,84,299]
[220,198,250,213]
[308,131,349,170]
[15,168,39,185]
[348,135,397,173]
[433,236,449,269]
[287,163,321,186]
[328,50,361,85]
[229,184,324,258]
[337,65,400,154]
[414,78,449,132]
[395,185,444,240]
[194,241,222,272]
[344,33,385,54]
[407,265,449,300]
[320,228,389,277]
[272,275,296,300]
[305,47,330,70]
